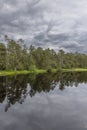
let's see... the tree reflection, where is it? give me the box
[5,75,28,112]
[0,77,6,103]
[0,72,87,111]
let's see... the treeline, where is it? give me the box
[0,39,87,70]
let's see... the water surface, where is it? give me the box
[0,72,87,130]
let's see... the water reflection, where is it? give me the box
[0,72,87,112]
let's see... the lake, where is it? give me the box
[0,72,87,130]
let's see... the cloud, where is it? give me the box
[0,0,87,53]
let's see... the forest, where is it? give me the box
[0,38,87,71]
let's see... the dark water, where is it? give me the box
[0,72,87,130]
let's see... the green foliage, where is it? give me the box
[0,43,6,70]
[0,38,87,71]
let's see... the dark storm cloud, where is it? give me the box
[0,0,87,52]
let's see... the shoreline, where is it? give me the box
[0,68,87,76]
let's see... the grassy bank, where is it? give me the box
[0,69,47,76]
[62,68,87,72]
[47,68,87,73]
[0,68,87,76]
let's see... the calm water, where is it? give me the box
[0,72,87,130]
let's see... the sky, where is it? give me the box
[0,0,87,53]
